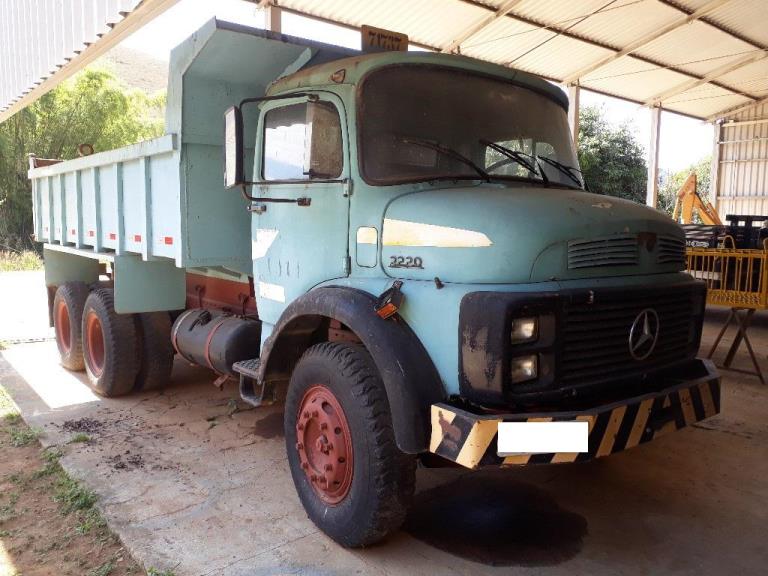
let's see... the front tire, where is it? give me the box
[81,289,140,397]
[284,342,415,547]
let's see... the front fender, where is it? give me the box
[257,286,445,453]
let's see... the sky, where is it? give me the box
[119,0,713,173]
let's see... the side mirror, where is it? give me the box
[224,106,244,188]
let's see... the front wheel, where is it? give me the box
[284,342,415,547]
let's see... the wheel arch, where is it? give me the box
[258,286,445,454]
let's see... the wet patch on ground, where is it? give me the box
[405,473,588,566]
[253,411,284,439]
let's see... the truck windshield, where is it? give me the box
[359,65,583,189]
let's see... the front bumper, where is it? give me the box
[429,358,720,469]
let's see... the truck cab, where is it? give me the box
[31,20,719,549]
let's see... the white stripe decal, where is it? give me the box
[382,219,492,248]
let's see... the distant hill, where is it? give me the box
[97,46,168,95]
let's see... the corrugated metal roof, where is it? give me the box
[275,0,768,120]
[0,0,179,122]
[2,0,766,121]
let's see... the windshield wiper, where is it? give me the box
[480,140,549,186]
[402,137,490,182]
[537,156,584,188]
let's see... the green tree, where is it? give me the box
[0,68,164,250]
[578,105,647,204]
[657,156,712,218]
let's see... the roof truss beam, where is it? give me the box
[644,50,768,106]
[445,0,524,54]
[561,0,733,84]
[456,0,752,102]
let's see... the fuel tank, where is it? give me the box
[172,308,261,375]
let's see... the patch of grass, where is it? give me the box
[89,559,116,576]
[9,425,42,447]
[0,385,18,418]
[3,412,21,425]
[69,432,91,443]
[0,492,20,523]
[147,569,176,576]
[55,475,97,515]
[0,250,43,272]
[76,507,107,535]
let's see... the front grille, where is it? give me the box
[560,286,698,389]
[657,234,686,265]
[568,235,638,269]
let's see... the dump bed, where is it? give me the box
[29,19,353,280]
[30,135,181,262]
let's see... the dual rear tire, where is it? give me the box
[53,283,173,397]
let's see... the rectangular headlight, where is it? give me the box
[510,354,538,384]
[510,317,537,343]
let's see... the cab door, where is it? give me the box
[251,93,350,326]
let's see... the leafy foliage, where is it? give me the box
[0,68,164,250]
[578,105,648,204]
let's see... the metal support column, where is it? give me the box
[709,120,722,212]
[568,84,580,150]
[646,106,662,208]
[265,3,282,33]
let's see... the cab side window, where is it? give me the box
[263,101,343,181]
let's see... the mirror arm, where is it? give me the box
[240,185,311,207]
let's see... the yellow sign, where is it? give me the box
[361,25,408,53]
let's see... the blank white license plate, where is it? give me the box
[497,421,589,455]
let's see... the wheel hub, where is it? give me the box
[295,385,353,504]
[85,311,105,377]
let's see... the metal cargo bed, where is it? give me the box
[28,19,353,314]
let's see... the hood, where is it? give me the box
[380,185,685,284]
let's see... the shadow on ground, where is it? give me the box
[405,472,587,566]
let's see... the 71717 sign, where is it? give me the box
[361,25,408,53]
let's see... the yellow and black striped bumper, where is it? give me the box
[429,360,720,469]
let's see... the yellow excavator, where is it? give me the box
[671,172,722,225]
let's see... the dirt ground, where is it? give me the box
[1,270,768,575]
[0,387,146,576]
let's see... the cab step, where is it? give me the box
[232,358,275,407]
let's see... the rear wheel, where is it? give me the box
[81,289,139,397]
[53,282,89,371]
[134,312,174,391]
[284,342,415,547]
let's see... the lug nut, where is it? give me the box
[295,442,303,450]
[312,410,319,418]
[303,410,310,419]
[320,422,328,430]
[301,462,309,470]
[310,474,317,481]
[324,463,333,472]
[338,457,345,463]
[297,423,304,431]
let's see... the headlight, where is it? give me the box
[510,317,537,343]
[510,354,538,384]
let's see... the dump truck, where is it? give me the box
[29,20,721,547]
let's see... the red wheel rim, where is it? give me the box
[55,300,71,353]
[295,385,354,504]
[85,311,105,377]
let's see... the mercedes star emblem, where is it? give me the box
[628,308,660,361]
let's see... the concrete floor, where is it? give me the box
[1,271,767,575]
